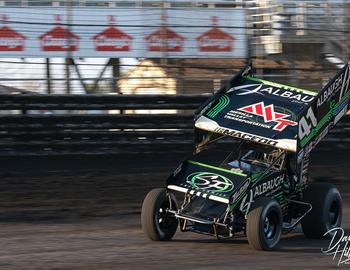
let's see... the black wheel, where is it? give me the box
[141,188,178,241]
[301,182,342,239]
[246,197,282,251]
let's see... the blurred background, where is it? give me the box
[0,0,349,157]
[0,0,348,95]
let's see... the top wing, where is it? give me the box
[195,63,350,153]
[195,66,317,152]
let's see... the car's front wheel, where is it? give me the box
[246,197,282,251]
[141,188,178,241]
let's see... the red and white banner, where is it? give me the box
[0,15,26,51]
[0,8,246,58]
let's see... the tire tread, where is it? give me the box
[141,188,178,241]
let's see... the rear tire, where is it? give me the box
[141,188,178,241]
[301,182,342,239]
[246,197,282,251]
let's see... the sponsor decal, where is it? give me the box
[239,174,285,214]
[196,16,235,52]
[206,94,230,118]
[227,83,315,103]
[334,99,349,124]
[0,7,247,58]
[335,106,348,125]
[214,127,278,146]
[186,172,234,193]
[231,178,250,204]
[145,27,185,52]
[238,102,298,131]
[172,163,182,177]
[39,15,80,52]
[252,174,284,197]
[224,110,272,129]
[0,15,26,52]
[92,16,133,52]
[317,64,350,108]
[302,122,331,156]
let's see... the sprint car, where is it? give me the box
[141,63,350,250]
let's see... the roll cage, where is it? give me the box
[193,133,289,177]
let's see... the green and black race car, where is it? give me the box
[141,63,350,250]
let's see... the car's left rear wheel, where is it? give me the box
[141,188,178,241]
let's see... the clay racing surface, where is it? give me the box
[0,149,349,269]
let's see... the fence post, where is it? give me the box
[46,58,51,94]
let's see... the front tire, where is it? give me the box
[301,182,342,238]
[141,188,178,241]
[246,197,282,251]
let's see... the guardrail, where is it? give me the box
[0,94,207,110]
[0,94,349,155]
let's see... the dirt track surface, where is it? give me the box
[0,150,349,269]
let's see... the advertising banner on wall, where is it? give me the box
[0,8,246,58]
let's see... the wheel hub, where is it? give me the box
[264,214,277,239]
[329,201,340,226]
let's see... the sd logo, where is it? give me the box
[187,172,234,193]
